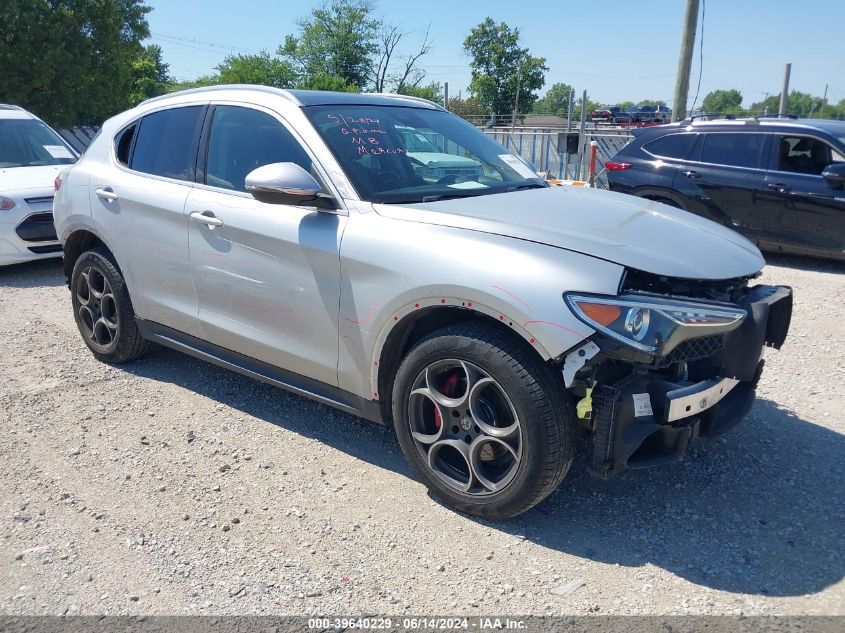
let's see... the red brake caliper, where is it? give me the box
[433,371,461,429]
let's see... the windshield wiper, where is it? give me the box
[421,192,491,202]
[382,191,491,204]
[505,183,546,192]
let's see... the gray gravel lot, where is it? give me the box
[1,256,843,616]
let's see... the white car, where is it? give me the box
[0,104,77,266]
[397,126,483,183]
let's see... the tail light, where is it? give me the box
[605,161,631,171]
[54,176,62,192]
[0,196,15,210]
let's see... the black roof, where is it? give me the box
[651,117,845,138]
[288,89,443,110]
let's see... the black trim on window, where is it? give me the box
[114,123,137,166]
[195,104,215,184]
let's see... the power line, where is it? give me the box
[151,32,254,54]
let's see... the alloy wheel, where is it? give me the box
[75,266,119,351]
[407,359,523,496]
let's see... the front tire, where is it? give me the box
[71,247,149,364]
[392,322,575,519]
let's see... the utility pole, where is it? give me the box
[443,82,449,111]
[778,63,791,116]
[821,83,829,118]
[511,67,523,132]
[671,0,700,122]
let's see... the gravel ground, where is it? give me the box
[1,255,843,617]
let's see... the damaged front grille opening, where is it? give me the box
[566,269,790,480]
[620,268,756,303]
[653,334,725,368]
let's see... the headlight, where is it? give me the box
[565,293,746,355]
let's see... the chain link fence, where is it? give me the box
[482,127,633,188]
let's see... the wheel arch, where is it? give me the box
[632,186,688,210]
[63,228,113,283]
[373,300,557,423]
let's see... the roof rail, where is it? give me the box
[681,112,737,124]
[139,84,302,107]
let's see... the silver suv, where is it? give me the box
[53,86,792,518]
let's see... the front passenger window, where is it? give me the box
[777,136,843,175]
[205,106,312,193]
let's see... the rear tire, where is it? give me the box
[392,322,575,519]
[70,247,149,364]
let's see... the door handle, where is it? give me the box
[767,183,792,193]
[95,187,118,202]
[683,170,700,179]
[190,211,224,228]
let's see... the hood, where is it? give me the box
[374,186,765,280]
[408,153,481,169]
[0,165,63,194]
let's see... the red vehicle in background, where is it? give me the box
[590,106,632,124]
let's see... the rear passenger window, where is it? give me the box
[204,106,312,192]
[642,133,696,159]
[130,106,204,180]
[700,133,765,169]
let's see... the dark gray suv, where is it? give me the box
[606,117,845,261]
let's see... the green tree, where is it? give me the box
[299,72,358,92]
[531,83,574,116]
[128,44,172,106]
[397,82,442,103]
[572,97,600,121]
[280,0,379,90]
[168,76,219,93]
[216,52,296,88]
[0,0,151,126]
[617,101,635,111]
[701,89,743,113]
[447,96,488,118]
[749,90,825,117]
[638,99,667,108]
[463,18,547,118]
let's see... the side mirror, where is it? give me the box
[821,163,845,189]
[245,162,338,209]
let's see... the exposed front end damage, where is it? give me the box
[562,270,793,479]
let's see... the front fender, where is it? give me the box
[336,212,624,400]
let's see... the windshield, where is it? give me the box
[305,105,545,204]
[0,119,76,168]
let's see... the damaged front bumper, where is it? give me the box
[574,284,792,479]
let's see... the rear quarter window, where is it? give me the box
[130,106,204,180]
[114,124,136,166]
[642,133,696,160]
[699,133,766,169]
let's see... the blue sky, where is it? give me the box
[145,0,844,108]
